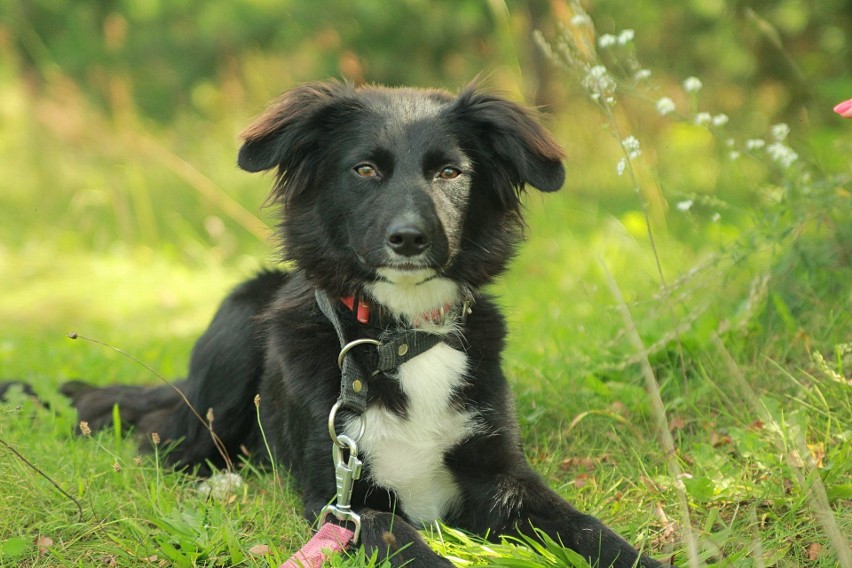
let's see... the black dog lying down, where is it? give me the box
[65,82,665,567]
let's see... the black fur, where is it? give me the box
[65,82,665,567]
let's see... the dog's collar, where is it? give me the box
[338,294,471,328]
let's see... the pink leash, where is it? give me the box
[281,523,355,568]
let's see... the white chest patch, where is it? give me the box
[345,342,477,525]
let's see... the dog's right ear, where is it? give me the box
[238,82,350,172]
[238,82,359,200]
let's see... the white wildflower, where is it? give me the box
[570,14,591,26]
[712,114,729,127]
[712,212,721,222]
[771,123,790,142]
[617,29,635,45]
[767,142,798,168]
[656,97,676,116]
[583,65,616,103]
[725,138,736,147]
[616,158,627,176]
[634,69,652,81]
[598,34,617,48]
[683,76,703,93]
[729,150,741,161]
[746,139,765,151]
[622,135,641,159]
[694,112,712,126]
[676,199,694,212]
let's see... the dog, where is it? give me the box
[64,82,666,567]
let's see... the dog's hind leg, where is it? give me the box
[62,270,288,472]
[61,380,185,435]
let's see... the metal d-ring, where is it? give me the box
[327,400,367,447]
[336,338,381,369]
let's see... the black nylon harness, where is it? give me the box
[313,287,472,544]
[314,289,470,415]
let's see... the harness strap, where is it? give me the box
[315,290,371,414]
[315,289,449,414]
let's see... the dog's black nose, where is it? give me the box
[387,222,429,257]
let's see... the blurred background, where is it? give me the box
[0,0,849,375]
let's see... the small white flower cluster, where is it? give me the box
[726,138,741,161]
[683,76,703,93]
[767,141,799,169]
[676,199,721,221]
[599,29,635,48]
[622,135,642,159]
[694,112,712,126]
[570,14,591,26]
[740,124,798,168]
[693,112,729,127]
[771,123,790,141]
[673,74,798,170]
[656,97,676,116]
[583,64,617,105]
[676,199,694,212]
[616,136,642,176]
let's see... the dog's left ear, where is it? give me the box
[450,88,565,194]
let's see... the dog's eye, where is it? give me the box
[354,164,378,178]
[438,166,461,180]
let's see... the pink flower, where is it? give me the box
[834,99,852,118]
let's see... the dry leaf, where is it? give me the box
[641,476,661,492]
[710,431,732,447]
[35,535,53,556]
[668,416,686,431]
[560,456,598,471]
[807,542,822,561]
[248,544,270,556]
[573,473,591,488]
[807,443,825,468]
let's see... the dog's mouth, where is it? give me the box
[354,253,442,283]
[375,266,439,286]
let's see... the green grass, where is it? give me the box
[1,198,848,566]
[1,10,851,567]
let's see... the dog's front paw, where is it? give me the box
[360,510,453,567]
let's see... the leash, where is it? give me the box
[279,522,356,568]
[281,289,471,568]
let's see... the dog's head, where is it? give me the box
[238,82,564,322]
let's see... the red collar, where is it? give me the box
[339,296,457,327]
[340,296,372,324]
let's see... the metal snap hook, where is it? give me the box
[327,400,367,447]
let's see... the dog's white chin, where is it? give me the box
[367,268,460,327]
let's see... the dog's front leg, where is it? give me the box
[451,467,666,568]
[360,510,454,567]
